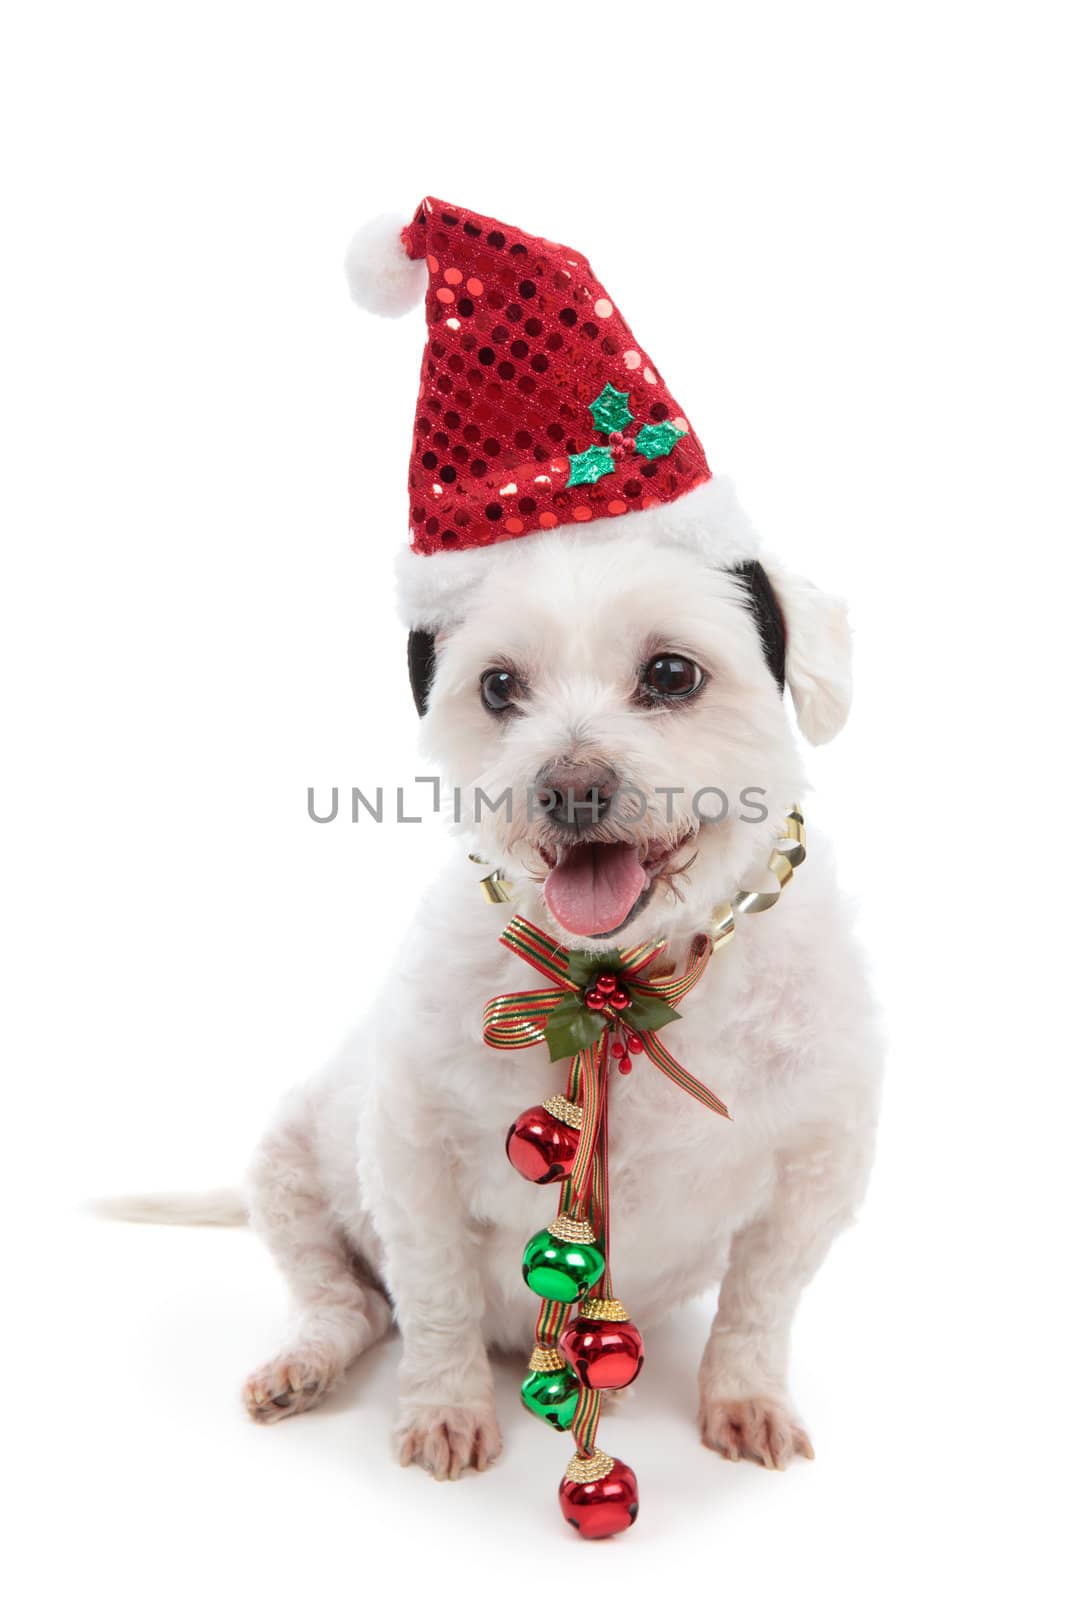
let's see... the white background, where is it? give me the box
[3,3,1065,1596]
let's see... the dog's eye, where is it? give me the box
[480,669,521,713]
[641,654,704,701]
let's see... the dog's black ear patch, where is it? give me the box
[730,561,786,693]
[407,629,436,716]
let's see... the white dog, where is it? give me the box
[197,482,879,1482]
[103,203,880,1488]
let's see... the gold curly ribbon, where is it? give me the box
[732,805,806,917]
[477,865,514,904]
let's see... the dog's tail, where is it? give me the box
[89,1187,248,1227]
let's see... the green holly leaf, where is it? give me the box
[566,444,616,487]
[634,421,687,461]
[565,949,624,990]
[544,994,608,1060]
[588,383,634,434]
[624,991,682,1032]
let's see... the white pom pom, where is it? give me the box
[344,212,425,318]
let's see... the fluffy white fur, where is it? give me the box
[107,516,879,1482]
[234,524,881,1476]
[396,476,762,631]
[344,212,425,318]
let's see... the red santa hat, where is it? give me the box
[345,197,764,632]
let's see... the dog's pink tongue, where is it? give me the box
[544,842,647,937]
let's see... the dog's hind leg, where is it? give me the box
[242,1101,391,1425]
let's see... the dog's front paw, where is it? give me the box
[395,1401,503,1480]
[699,1394,814,1469]
[243,1345,339,1424]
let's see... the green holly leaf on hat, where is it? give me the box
[634,421,687,461]
[588,383,634,434]
[544,994,609,1061]
[566,444,615,488]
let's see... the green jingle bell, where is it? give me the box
[521,1218,605,1304]
[520,1357,580,1431]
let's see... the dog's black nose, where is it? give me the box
[537,761,618,832]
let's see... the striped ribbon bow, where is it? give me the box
[483,914,729,1129]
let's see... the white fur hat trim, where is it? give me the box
[395,477,761,630]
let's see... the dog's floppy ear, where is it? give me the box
[731,561,787,693]
[407,630,436,716]
[761,557,853,744]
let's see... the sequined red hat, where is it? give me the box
[345,199,762,628]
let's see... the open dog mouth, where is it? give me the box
[537,837,688,939]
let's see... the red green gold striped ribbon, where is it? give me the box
[639,1030,729,1118]
[500,918,576,985]
[568,1041,606,1208]
[590,1089,612,1302]
[572,1379,603,1456]
[483,986,565,1050]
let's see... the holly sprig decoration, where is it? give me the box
[566,383,688,488]
[543,950,681,1061]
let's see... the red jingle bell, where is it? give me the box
[559,1299,644,1389]
[559,1449,639,1540]
[505,1096,582,1185]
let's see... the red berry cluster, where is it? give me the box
[584,971,630,1012]
[610,1033,645,1075]
[581,973,647,1076]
